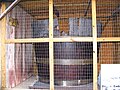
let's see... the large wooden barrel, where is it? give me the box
[34,41,93,86]
[32,18,102,86]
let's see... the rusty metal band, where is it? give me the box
[36,58,93,65]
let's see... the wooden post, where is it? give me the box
[49,0,54,90]
[0,5,1,89]
[92,0,97,90]
[1,3,6,88]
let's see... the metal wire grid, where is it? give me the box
[54,42,93,87]
[5,1,50,88]
[98,42,120,64]
[97,42,120,89]
[6,0,49,39]
[53,0,93,37]
[33,43,49,83]
[1,0,120,90]
[6,43,34,88]
[53,1,94,89]
[96,0,120,37]
[97,1,120,88]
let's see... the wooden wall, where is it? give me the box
[58,18,69,33]
[98,9,120,73]
[113,13,120,64]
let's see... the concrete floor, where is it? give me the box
[12,76,93,90]
[13,76,37,89]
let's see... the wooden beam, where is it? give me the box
[1,2,6,88]
[97,37,120,42]
[3,88,49,90]
[53,37,93,42]
[5,38,50,43]
[33,12,112,20]
[34,13,92,20]
[5,37,120,44]
[5,37,93,44]
[49,0,54,90]
[0,6,1,90]
[92,0,98,90]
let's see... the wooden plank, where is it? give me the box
[53,37,93,42]
[19,0,116,19]
[34,12,112,20]
[1,3,6,88]
[3,88,49,90]
[97,37,120,42]
[99,43,114,64]
[58,18,69,33]
[34,13,92,19]
[92,0,97,90]
[5,38,50,43]
[49,0,54,90]
[0,5,1,90]
[5,37,93,44]
[5,37,120,44]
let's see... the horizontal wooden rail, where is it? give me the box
[53,37,93,42]
[97,37,120,42]
[5,37,93,43]
[5,37,120,44]
[5,38,50,43]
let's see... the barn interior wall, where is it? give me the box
[113,13,120,63]
[97,0,120,73]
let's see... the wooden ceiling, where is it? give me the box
[18,0,120,20]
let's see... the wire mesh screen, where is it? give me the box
[54,42,93,89]
[6,43,34,88]
[2,0,120,90]
[6,0,49,39]
[96,0,120,37]
[98,42,120,64]
[29,42,50,89]
[53,0,93,37]
[33,42,49,82]
[97,42,120,89]
[5,43,50,89]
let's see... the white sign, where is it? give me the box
[101,64,120,90]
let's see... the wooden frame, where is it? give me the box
[5,37,93,43]
[49,0,54,90]
[5,37,120,44]
[0,0,120,90]
[1,3,7,88]
[5,37,120,43]
[92,0,97,90]
[97,37,120,42]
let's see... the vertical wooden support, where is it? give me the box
[1,3,6,88]
[92,0,97,90]
[49,0,54,90]
[0,5,1,89]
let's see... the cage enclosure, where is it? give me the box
[28,0,103,86]
[34,42,94,86]
[29,0,103,86]
[32,18,102,86]
[1,0,120,89]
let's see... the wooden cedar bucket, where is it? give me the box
[34,42,93,86]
